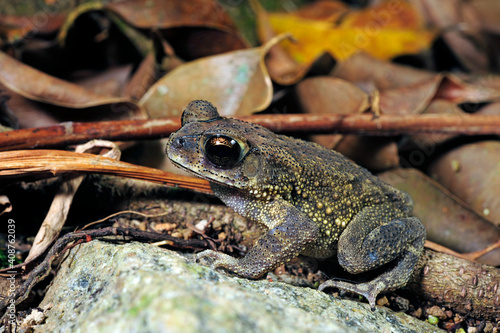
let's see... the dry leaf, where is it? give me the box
[379,75,442,114]
[333,53,500,106]
[251,0,305,85]
[265,0,436,63]
[428,140,500,227]
[435,74,500,104]
[296,77,369,115]
[412,0,490,72]
[0,13,66,43]
[0,82,60,128]
[139,35,288,117]
[477,102,500,115]
[469,0,500,34]
[293,0,348,21]
[406,99,465,147]
[0,195,12,216]
[0,50,138,110]
[74,65,133,97]
[107,0,235,31]
[107,0,247,58]
[379,168,500,266]
[295,76,369,150]
[332,53,435,90]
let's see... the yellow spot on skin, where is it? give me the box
[325,207,332,215]
[335,218,341,226]
[341,221,346,228]
[316,202,324,210]
[325,230,331,236]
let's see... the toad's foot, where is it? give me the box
[318,278,386,310]
[196,250,241,274]
[196,249,269,279]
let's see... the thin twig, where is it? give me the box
[1,113,500,151]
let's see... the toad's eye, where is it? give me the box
[204,135,243,168]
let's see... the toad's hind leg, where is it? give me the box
[319,207,426,310]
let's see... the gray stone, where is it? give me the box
[34,241,443,333]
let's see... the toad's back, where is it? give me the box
[253,132,414,257]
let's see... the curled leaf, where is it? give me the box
[139,34,289,117]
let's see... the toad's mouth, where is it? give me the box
[167,156,238,188]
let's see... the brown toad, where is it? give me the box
[166,100,426,309]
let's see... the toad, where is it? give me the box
[166,100,426,309]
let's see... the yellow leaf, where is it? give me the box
[267,0,437,62]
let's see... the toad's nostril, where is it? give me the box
[172,138,185,149]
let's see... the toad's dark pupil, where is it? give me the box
[205,136,241,168]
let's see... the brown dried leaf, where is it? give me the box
[0,195,12,216]
[295,76,370,151]
[428,140,500,227]
[477,102,500,115]
[123,53,158,101]
[332,53,435,90]
[294,1,348,21]
[412,0,490,71]
[407,99,465,147]
[379,75,442,114]
[251,0,309,85]
[0,50,138,110]
[0,82,60,128]
[107,0,235,31]
[469,0,500,34]
[0,13,65,43]
[334,54,500,107]
[139,35,287,117]
[435,74,500,104]
[108,0,247,58]
[74,65,133,97]
[379,168,500,266]
[296,77,369,115]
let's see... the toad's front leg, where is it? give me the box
[197,202,319,279]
